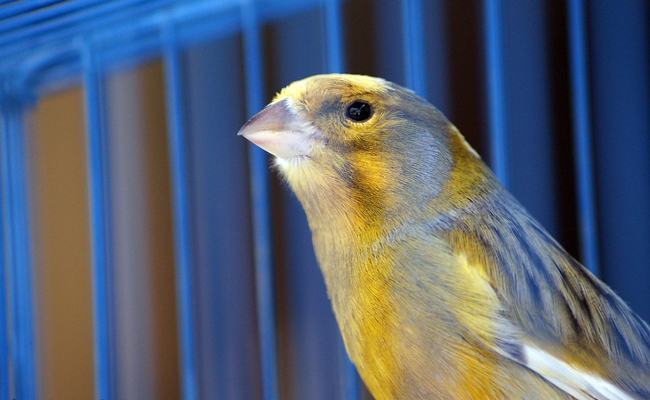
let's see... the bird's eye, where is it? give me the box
[345,101,373,122]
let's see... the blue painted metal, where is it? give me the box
[268,9,351,399]
[0,100,37,400]
[0,0,67,21]
[567,0,600,277]
[82,43,117,400]
[162,26,199,400]
[0,128,8,400]
[0,0,325,102]
[241,2,280,400]
[320,1,362,398]
[0,0,142,43]
[501,1,559,237]
[0,0,321,59]
[322,0,344,74]
[0,106,12,400]
[0,100,11,400]
[11,107,37,400]
[421,0,448,113]
[402,0,426,96]
[483,0,510,187]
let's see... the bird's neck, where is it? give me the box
[303,197,401,291]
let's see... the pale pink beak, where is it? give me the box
[238,98,317,159]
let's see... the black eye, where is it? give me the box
[345,101,372,122]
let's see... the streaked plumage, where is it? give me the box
[239,74,650,400]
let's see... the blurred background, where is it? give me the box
[1,0,649,399]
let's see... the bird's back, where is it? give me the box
[436,173,650,399]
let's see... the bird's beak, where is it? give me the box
[238,98,317,159]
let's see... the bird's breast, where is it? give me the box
[321,241,571,400]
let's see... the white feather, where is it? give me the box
[523,345,635,400]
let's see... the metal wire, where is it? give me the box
[241,2,280,399]
[162,25,200,400]
[82,42,117,400]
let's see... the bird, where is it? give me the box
[238,74,650,400]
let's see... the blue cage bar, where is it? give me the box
[162,25,200,400]
[241,2,281,400]
[483,0,510,187]
[82,43,118,400]
[567,0,599,276]
[1,100,37,400]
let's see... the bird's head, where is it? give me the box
[239,74,486,235]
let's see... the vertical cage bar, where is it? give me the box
[567,0,600,276]
[0,101,37,400]
[82,44,117,400]
[322,0,345,74]
[0,129,7,400]
[11,109,36,400]
[320,1,361,399]
[402,0,426,96]
[162,26,199,400]
[0,104,12,400]
[483,0,510,187]
[241,2,280,400]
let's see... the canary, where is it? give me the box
[238,74,650,399]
